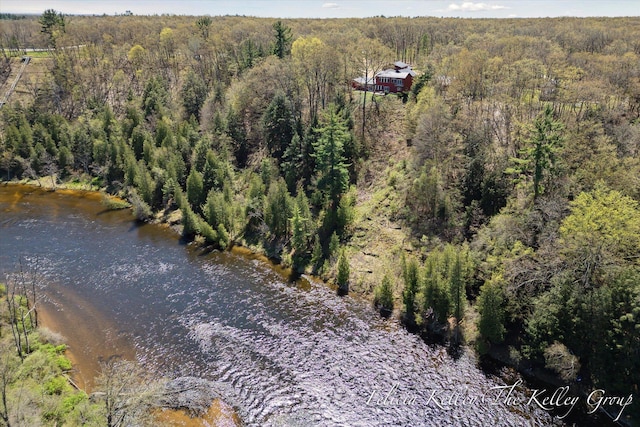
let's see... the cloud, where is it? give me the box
[448,2,507,12]
[322,2,340,8]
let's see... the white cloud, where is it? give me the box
[448,2,507,12]
[322,2,340,8]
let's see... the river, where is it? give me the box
[0,184,569,426]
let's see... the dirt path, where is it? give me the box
[0,56,30,108]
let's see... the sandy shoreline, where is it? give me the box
[37,303,93,391]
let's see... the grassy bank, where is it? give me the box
[0,284,101,426]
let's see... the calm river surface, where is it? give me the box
[0,184,564,426]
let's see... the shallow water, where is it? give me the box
[0,185,563,426]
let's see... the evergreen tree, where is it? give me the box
[195,16,212,40]
[39,9,65,47]
[204,189,232,233]
[134,161,155,207]
[186,168,205,212]
[310,234,323,273]
[202,150,226,193]
[181,204,201,238]
[262,92,295,160]
[328,231,340,261]
[16,115,34,159]
[142,77,168,118]
[477,274,506,349]
[154,119,174,148]
[130,125,149,161]
[264,178,293,239]
[181,70,208,120]
[423,250,451,324]
[336,248,350,295]
[238,38,264,72]
[374,275,394,317]
[282,133,303,192]
[290,205,306,267]
[226,108,247,166]
[290,190,313,268]
[122,104,142,142]
[402,256,420,327]
[507,104,563,201]
[313,105,350,207]
[447,247,466,323]
[244,174,266,234]
[123,149,137,187]
[271,20,292,59]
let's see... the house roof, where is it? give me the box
[377,68,416,79]
[394,61,409,69]
[353,76,375,85]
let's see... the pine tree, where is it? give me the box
[226,108,247,166]
[448,248,466,323]
[202,150,225,193]
[186,168,205,212]
[507,104,563,201]
[328,231,340,261]
[477,274,506,347]
[374,275,394,317]
[134,161,155,207]
[336,248,350,295]
[282,133,303,192]
[271,21,292,59]
[290,205,306,267]
[402,257,420,327]
[262,92,295,160]
[39,9,65,47]
[264,179,293,239]
[142,77,168,118]
[311,235,323,273]
[204,189,232,233]
[181,70,208,120]
[313,105,350,207]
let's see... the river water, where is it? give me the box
[0,185,564,426]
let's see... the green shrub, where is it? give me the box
[62,392,88,414]
[44,376,69,395]
[374,275,394,317]
[57,355,72,371]
[101,193,130,210]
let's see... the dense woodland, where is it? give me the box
[1,11,639,424]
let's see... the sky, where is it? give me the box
[1,0,638,19]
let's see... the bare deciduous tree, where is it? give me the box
[93,356,165,427]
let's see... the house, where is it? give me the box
[352,76,376,92]
[352,61,416,94]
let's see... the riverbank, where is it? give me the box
[0,285,96,425]
[39,307,241,426]
[1,181,632,427]
[37,303,89,389]
[14,276,242,426]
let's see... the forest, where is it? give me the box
[1,10,639,424]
